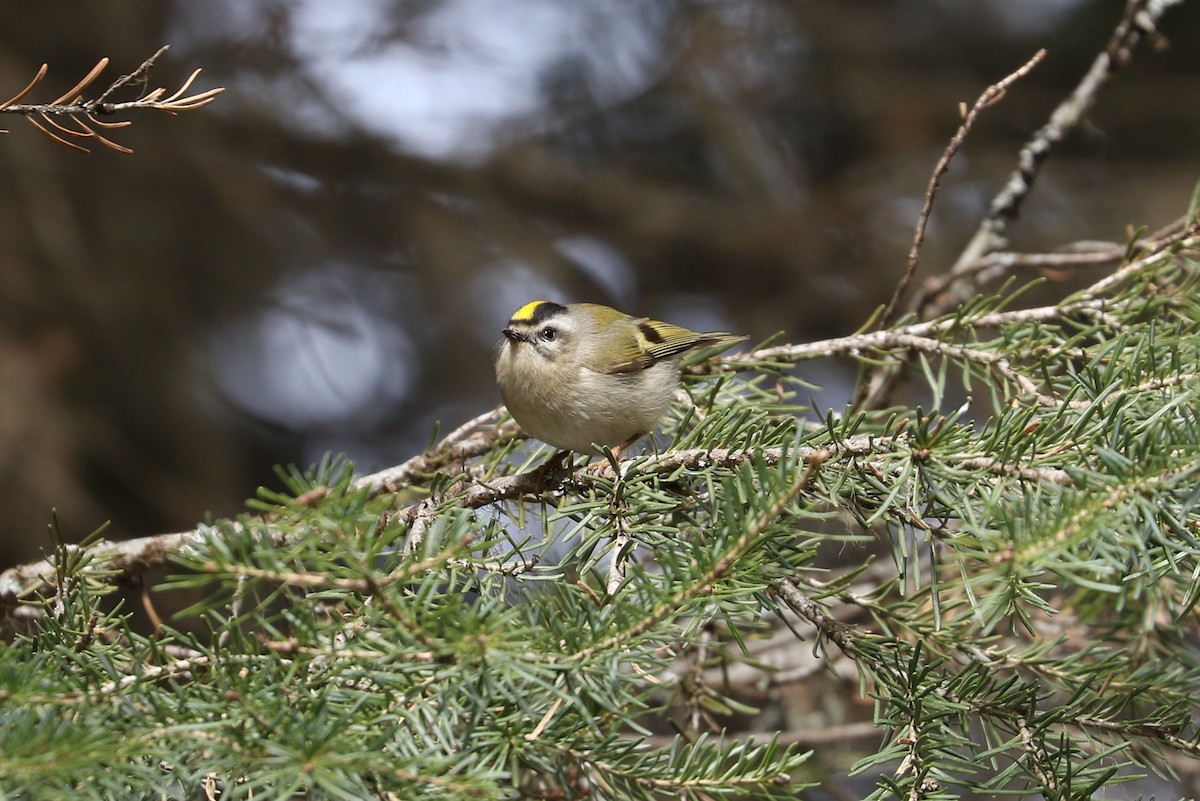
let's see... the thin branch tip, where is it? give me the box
[874,48,1048,341]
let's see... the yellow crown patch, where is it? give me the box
[511,300,551,321]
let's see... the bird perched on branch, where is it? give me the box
[496,300,744,455]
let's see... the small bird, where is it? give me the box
[495,300,744,454]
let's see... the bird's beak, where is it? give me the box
[502,327,528,344]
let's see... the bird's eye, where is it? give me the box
[539,327,557,342]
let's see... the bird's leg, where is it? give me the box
[612,432,644,460]
[595,432,645,472]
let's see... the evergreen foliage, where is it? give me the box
[2,4,1199,794]
[2,226,1199,799]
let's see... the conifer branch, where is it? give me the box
[567,451,826,663]
[4,5,1199,797]
[194,532,475,591]
[0,45,224,153]
[5,301,1169,610]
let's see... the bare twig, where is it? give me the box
[94,45,170,107]
[919,215,1195,300]
[921,0,1186,319]
[877,49,1046,332]
[713,296,1116,369]
[855,221,1196,411]
[775,580,862,659]
[849,0,1186,412]
[1079,218,1200,299]
[1019,719,1065,796]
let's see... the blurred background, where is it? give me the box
[1,0,1198,566]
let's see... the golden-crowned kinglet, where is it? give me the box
[495,300,744,453]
